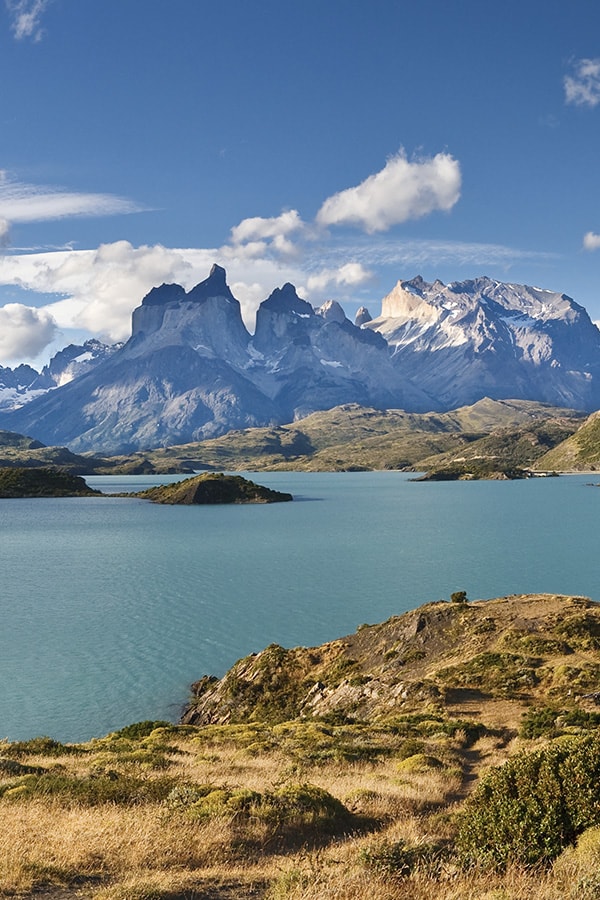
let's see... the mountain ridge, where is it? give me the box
[1,268,599,452]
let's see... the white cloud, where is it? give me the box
[583,231,600,251]
[0,172,141,227]
[316,150,461,233]
[230,209,304,244]
[564,58,600,108]
[5,0,51,40]
[0,303,56,362]
[0,217,9,246]
[1,242,199,342]
[306,262,372,293]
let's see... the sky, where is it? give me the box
[0,0,600,368]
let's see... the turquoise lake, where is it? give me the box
[1,471,599,742]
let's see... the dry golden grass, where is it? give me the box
[1,724,599,900]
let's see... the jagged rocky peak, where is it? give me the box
[380,276,441,322]
[378,275,591,326]
[131,264,247,344]
[187,263,237,304]
[253,283,316,353]
[141,283,187,307]
[355,306,372,327]
[259,282,314,316]
[316,299,347,324]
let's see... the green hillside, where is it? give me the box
[534,410,600,471]
[130,399,582,473]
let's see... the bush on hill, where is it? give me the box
[458,733,600,868]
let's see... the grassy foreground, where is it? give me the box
[5,595,600,899]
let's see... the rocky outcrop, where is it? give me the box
[181,593,600,728]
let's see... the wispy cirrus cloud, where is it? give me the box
[0,171,144,245]
[308,237,558,272]
[583,231,600,251]
[564,58,600,108]
[5,0,51,41]
[316,150,461,233]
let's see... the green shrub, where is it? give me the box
[0,771,177,805]
[387,714,488,746]
[2,736,85,757]
[520,706,600,739]
[437,652,541,697]
[396,737,426,760]
[396,753,443,773]
[450,591,468,604]
[520,706,561,739]
[458,734,600,868]
[553,614,600,651]
[111,721,171,740]
[172,781,351,838]
[0,757,46,775]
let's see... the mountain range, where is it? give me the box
[1,265,599,452]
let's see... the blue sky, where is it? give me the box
[1,0,600,366]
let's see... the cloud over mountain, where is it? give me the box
[316,151,461,233]
[0,151,481,365]
[0,303,56,362]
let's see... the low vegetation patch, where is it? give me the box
[436,651,542,697]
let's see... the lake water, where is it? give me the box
[1,471,599,742]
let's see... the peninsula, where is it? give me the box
[0,466,101,497]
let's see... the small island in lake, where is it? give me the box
[413,463,557,481]
[133,472,293,504]
[0,466,101,498]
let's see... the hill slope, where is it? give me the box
[131,399,582,473]
[534,410,600,471]
[182,593,600,732]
